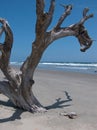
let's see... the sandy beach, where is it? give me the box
[0,69,97,130]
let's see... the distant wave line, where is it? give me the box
[10,61,97,67]
[10,61,97,74]
[10,62,97,68]
[39,62,97,67]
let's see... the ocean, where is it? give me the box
[10,61,97,74]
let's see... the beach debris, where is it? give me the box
[60,111,77,119]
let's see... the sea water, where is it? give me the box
[11,61,97,74]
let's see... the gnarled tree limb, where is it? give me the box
[0,18,21,89]
[47,6,93,52]
[0,1,94,112]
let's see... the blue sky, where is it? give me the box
[0,0,97,62]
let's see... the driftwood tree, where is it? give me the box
[0,0,93,112]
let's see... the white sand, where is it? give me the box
[0,69,97,130]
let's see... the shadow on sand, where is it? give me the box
[0,100,24,123]
[45,91,72,110]
[0,91,72,123]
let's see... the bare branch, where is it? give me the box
[49,0,55,14]
[48,27,75,44]
[36,0,45,17]
[36,0,55,35]
[45,0,55,29]
[83,8,89,17]
[0,18,21,88]
[0,18,13,67]
[0,25,4,35]
[79,8,93,25]
[55,4,72,29]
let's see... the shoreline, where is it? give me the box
[12,64,97,75]
[37,67,97,75]
[10,61,97,75]
[0,67,97,129]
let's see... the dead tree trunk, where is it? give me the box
[0,0,93,112]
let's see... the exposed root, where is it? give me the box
[35,106,47,113]
[19,104,47,113]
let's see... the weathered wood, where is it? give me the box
[0,0,93,112]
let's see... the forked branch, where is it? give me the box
[36,0,55,34]
[55,4,72,29]
[0,18,13,65]
[48,6,93,52]
[0,18,21,89]
[80,8,93,24]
